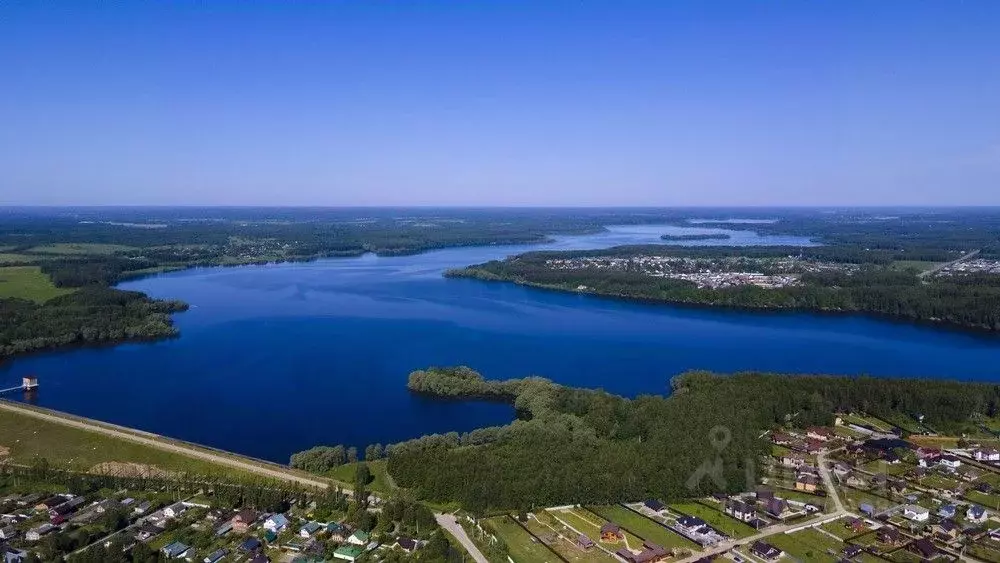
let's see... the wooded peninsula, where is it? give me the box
[292,366,1000,513]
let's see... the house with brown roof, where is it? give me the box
[600,522,623,542]
[907,538,939,560]
[876,527,904,546]
[795,474,819,492]
[232,509,258,533]
[616,542,669,563]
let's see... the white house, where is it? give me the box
[347,530,371,546]
[299,521,322,538]
[26,523,56,541]
[163,502,187,519]
[968,505,989,524]
[264,513,290,533]
[974,449,1000,462]
[902,504,929,522]
[938,455,962,470]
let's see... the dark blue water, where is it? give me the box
[2,225,999,463]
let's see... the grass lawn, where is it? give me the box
[667,502,755,539]
[526,512,618,563]
[906,435,961,448]
[840,487,894,513]
[965,489,1000,510]
[862,460,912,476]
[28,243,135,255]
[842,414,894,433]
[327,460,395,494]
[550,508,643,551]
[884,549,922,563]
[485,516,561,563]
[919,473,962,491]
[0,407,250,477]
[767,528,842,563]
[773,488,830,507]
[772,444,791,457]
[587,505,699,551]
[820,517,868,540]
[0,266,74,303]
[969,543,1000,563]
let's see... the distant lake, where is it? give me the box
[2,225,999,464]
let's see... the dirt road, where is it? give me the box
[0,399,331,489]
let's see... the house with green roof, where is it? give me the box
[334,545,364,562]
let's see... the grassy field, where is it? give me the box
[526,512,618,563]
[486,516,561,563]
[28,243,135,255]
[819,516,868,540]
[0,253,39,264]
[890,260,941,273]
[767,528,843,563]
[587,505,699,551]
[842,413,894,433]
[840,487,894,513]
[550,508,644,550]
[862,459,913,476]
[919,473,962,491]
[0,406,241,476]
[969,543,1000,563]
[667,502,756,539]
[327,460,395,494]
[0,266,74,302]
[965,489,1000,510]
[772,488,831,507]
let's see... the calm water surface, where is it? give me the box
[3,225,999,463]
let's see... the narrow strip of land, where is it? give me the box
[0,399,331,489]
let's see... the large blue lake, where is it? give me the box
[3,224,1000,463]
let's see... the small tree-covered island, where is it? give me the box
[291,367,1000,513]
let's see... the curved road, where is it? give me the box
[0,400,332,489]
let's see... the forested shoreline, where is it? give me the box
[298,367,1000,513]
[4,207,1000,360]
[447,245,1000,332]
[0,288,188,360]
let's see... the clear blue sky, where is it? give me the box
[1,1,998,206]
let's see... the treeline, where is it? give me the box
[289,444,386,472]
[449,248,1000,331]
[381,367,1000,513]
[0,287,187,360]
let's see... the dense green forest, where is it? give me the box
[448,245,1000,331]
[372,367,1000,512]
[0,288,187,359]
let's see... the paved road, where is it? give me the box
[435,513,490,563]
[919,248,981,278]
[675,447,851,563]
[0,400,331,489]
